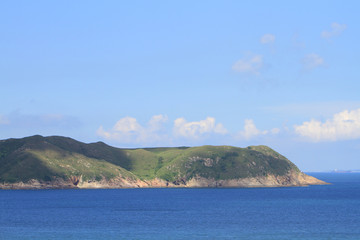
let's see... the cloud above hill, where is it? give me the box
[96,115,285,146]
[294,108,360,142]
[97,115,229,144]
[97,115,168,144]
[237,119,279,140]
[173,117,227,139]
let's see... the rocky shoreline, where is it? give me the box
[0,171,328,190]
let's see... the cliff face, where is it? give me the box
[0,135,327,189]
[0,170,327,189]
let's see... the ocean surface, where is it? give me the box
[0,173,359,240]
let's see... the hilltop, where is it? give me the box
[0,135,327,189]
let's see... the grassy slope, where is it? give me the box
[29,149,135,181]
[0,135,300,183]
[0,135,135,183]
[153,145,299,182]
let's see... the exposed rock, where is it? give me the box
[69,176,80,186]
[186,156,215,168]
[0,170,328,189]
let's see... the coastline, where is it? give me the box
[0,171,328,190]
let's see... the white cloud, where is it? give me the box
[238,119,268,140]
[173,117,227,139]
[97,126,112,139]
[294,108,360,142]
[148,114,168,132]
[237,119,279,140]
[321,22,347,39]
[232,53,263,75]
[0,115,10,125]
[302,53,324,70]
[260,34,275,44]
[98,115,226,143]
[113,117,142,133]
[98,115,284,144]
[97,115,168,144]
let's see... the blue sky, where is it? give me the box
[1,1,359,171]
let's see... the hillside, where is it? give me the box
[0,135,327,189]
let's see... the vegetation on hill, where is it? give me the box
[0,135,301,184]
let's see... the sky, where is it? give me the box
[1,0,359,171]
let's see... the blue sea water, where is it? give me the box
[0,173,360,240]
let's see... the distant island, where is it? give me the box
[331,169,360,173]
[0,135,327,189]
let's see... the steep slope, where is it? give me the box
[0,135,327,189]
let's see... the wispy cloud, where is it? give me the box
[173,117,227,139]
[321,22,347,39]
[292,33,306,49]
[0,112,81,129]
[294,108,360,142]
[260,34,275,44]
[302,53,324,70]
[264,101,360,118]
[0,115,10,125]
[232,53,263,75]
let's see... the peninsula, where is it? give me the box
[0,135,326,189]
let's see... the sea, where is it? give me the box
[0,173,359,240]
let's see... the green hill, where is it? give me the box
[0,135,136,183]
[0,135,326,189]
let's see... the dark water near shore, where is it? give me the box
[1,173,360,239]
